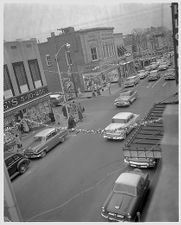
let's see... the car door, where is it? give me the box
[46,130,58,151]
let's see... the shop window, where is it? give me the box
[91,47,98,61]
[28,59,43,89]
[13,62,30,94]
[4,65,14,99]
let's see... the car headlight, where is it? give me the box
[127,213,132,219]
[101,207,105,212]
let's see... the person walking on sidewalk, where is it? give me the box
[15,133,23,152]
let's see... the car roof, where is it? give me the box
[50,94,61,98]
[115,172,142,187]
[150,70,158,73]
[35,128,56,137]
[112,112,133,120]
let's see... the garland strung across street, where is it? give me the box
[4,117,163,136]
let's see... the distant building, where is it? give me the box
[38,27,121,92]
[4,39,53,149]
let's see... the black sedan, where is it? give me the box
[101,169,150,222]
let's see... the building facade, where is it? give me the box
[4,39,53,150]
[38,27,122,93]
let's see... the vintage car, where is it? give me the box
[101,169,150,222]
[158,63,168,71]
[144,65,152,71]
[114,90,137,107]
[137,70,149,79]
[103,112,139,140]
[24,127,68,158]
[164,68,175,80]
[148,70,160,81]
[49,93,64,106]
[124,76,140,88]
[150,62,159,70]
[5,152,30,180]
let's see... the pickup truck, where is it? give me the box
[123,102,166,168]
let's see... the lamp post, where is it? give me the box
[55,43,70,119]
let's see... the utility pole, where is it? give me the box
[171,3,178,84]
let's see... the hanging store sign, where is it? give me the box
[4,86,49,112]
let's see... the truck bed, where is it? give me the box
[123,103,166,159]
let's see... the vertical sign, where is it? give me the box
[171,3,178,84]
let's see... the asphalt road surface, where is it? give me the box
[12,72,177,222]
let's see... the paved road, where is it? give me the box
[12,73,177,222]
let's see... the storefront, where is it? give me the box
[4,86,54,151]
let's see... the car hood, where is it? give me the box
[106,192,137,215]
[105,123,126,131]
[25,142,43,152]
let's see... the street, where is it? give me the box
[12,74,177,222]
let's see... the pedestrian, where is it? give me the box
[15,133,23,152]
[108,82,111,95]
[78,108,83,121]
[62,104,68,119]
[68,114,76,129]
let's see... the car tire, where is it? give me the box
[41,151,46,158]
[19,163,28,174]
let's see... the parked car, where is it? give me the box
[150,62,158,70]
[114,90,137,107]
[137,70,149,79]
[24,127,68,158]
[144,65,152,71]
[103,112,139,140]
[148,70,160,81]
[124,75,140,88]
[49,93,64,106]
[164,68,175,80]
[158,63,168,71]
[101,169,150,222]
[5,152,30,180]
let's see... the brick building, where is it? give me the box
[38,27,121,92]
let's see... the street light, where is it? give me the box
[55,43,70,119]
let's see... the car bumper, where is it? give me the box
[24,152,42,158]
[124,158,156,168]
[103,134,125,140]
[101,212,125,222]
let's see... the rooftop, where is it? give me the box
[112,112,132,120]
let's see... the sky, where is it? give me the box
[3,0,172,42]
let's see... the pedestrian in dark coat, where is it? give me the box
[15,133,22,152]
[68,114,76,129]
[62,105,67,118]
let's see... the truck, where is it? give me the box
[123,102,166,168]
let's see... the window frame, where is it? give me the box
[4,64,15,98]
[28,59,43,89]
[90,47,98,61]
[12,61,30,94]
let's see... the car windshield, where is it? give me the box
[34,136,43,142]
[112,118,127,123]
[113,183,137,196]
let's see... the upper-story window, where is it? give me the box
[91,47,98,61]
[45,54,52,66]
[12,62,30,94]
[4,65,14,99]
[28,59,43,89]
